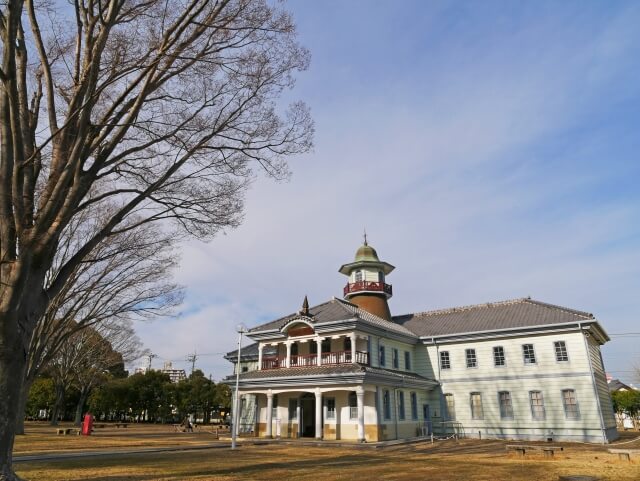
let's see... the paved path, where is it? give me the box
[14,443,230,463]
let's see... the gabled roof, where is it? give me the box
[248,297,415,338]
[224,342,276,361]
[393,298,597,338]
[608,379,636,392]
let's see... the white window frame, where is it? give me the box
[561,389,580,419]
[440,351,451,370]
[498,391,514,419]
[404,351,411,371]
[392,348,399,369]
[379,345,386,367]
[554,341,569,362]
[470,392,483,420]
[493,346,506,367]
[529,391,545,420]
[398,391,405,420]
[383,390,391,420]
[522,344,537,365]
[444,393,456,420]
[410,392,418,420]
[466,348,478,368]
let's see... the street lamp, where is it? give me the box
[231,323,247,450]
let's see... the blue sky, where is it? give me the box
[134,0,640,384]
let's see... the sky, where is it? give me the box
[133,0,640,385]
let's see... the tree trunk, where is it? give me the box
[49,385,65,426]
[0,317,29,481]
[74,389,89,426]
[14,377,34,436]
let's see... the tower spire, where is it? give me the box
[363,228,368,246]
[300,295,310,316]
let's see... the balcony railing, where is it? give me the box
[261,351,369,370]
[343,281,392,297]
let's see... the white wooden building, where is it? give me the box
[225,242,617,443]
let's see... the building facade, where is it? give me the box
[225,242,618,443]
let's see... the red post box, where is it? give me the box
[81,413,94,436]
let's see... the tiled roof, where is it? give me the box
[248,297,415,337]
[393,298,595,337]
[225,342,276,361]
[227,363,434,382]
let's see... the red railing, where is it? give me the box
[343,281,392,297]
[261,351,369,370]
[290,353,318,367]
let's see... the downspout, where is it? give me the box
[580,322,607,444]
[434,338,444,433]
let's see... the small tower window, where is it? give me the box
[378,271,385,283]
[355,270,363,282]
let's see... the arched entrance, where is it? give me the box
[299,393,316,437]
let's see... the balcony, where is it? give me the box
[261,350,369,370]
[343,281,392,297]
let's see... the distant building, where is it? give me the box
[225,241,618,443]
[608,379,636,392]
[161,361,187,383]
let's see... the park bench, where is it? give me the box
[114,423,128,428]
[506,444,564,459]
[607,448,640,461]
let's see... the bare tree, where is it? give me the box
[16,213,181,434]
[46,319,143,426]
[0,0,312,478]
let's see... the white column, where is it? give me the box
[350,333,357,363]
[266,391,273,438]
[316,338,323,366]
[286,342,292,368]
[315,389,323,439]
[357,387,365,442]
[257,344,263,370]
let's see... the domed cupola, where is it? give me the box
[339,237,394,321]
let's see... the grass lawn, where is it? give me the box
[13,424,640,481]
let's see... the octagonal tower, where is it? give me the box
[339,239,394,321]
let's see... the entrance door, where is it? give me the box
[300,393,315,438]
[423,404,432,435]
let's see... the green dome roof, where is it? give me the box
[355,244,380,262]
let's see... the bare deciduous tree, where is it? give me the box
[0,0,312,478]
[17,214,181,434]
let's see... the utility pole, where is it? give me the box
[146,353,157,372]
[186,351,198,375]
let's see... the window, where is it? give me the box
[529,391,545,420]
[440,351,451,370]
[355,270,363,282]
[378,271,385,283]
[562,389,580,419]
[344,337,351,351]
[379,345,386,367]
[383,390,391,420]
[554,341,569,362]
[288,399,298,420]
[326,397,336,420]
[404,351,411,370]
[470,392,483,420]
[311,341,317,354]
[321,338,331,353]
[398,391,405,420]
[392,348,399,369]
[522,344,536,365]
[241,366,248,373]
[410,392,418,420]
[466,349,477,368]
[498,391,514,419]
[272,394,278,419]
[444,393,456,420]
[493,346,506,367]
[348,392,357,420]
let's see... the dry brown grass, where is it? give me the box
[13,424,640,481]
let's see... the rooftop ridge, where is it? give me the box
[393,298,532,319]
[523,298,594,319]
